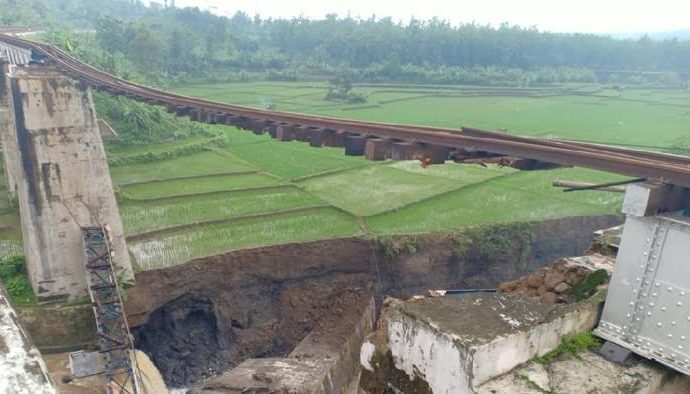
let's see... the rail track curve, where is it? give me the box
[1,33,689,187]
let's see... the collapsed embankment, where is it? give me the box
[123,214,619,387]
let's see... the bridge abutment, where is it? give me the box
[1,64,133,302]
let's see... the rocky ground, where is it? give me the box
[478,351,690,393]
[498,255,611,305]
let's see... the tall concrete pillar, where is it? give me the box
[0,61,20,203]
[8,65,133,302]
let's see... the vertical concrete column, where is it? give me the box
[0,61,20,203]
[10,65,134,302]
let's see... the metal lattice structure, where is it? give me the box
[83,227,140,394]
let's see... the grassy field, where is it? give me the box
[128,207,362,270]
[176,82,690,153]
[110,150,255,185]
[4,81,689,270]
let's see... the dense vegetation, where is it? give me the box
[2,0,690,87]
[0,254,36,305]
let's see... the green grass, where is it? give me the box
[120,173,281,199]
[225,140,366,179]
[298,163,513,216]
[535,332,602,364]
[0,254,37,306]
[111,150,255,185]
[365,167,625,234]
[128,207,362,270]
[120,187,323,235]
[4,81,685,271]
[177,82,690,153]
[106,137,218,157]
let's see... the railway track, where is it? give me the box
[2,33,690,187]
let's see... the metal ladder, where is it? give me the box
[83,227,140,394]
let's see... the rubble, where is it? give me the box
[498,255,612,305]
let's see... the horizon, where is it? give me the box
[148,0,690,36]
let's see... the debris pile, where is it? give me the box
[498,260,609,305]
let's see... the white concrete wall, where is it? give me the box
[386,295,602,393]
[8,65,133,301]
[0,284,55,394]
[388,310,473,393]
[471,302,601,386]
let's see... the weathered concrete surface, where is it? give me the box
[0,61,20,202]
[362,291,604,393]
[16,303,96,353]
[192,296,376,393]
[477,351,690,393]
[0,283,55,394]
[7,65,133,301]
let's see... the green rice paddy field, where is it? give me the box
[4,82,690,270]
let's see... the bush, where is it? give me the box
[0,254,37,306]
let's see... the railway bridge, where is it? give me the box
[0,33,690,391]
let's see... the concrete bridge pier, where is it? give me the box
[0,61,20,203]
[0,64,133,302]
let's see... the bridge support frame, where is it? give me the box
[2,65,133,302]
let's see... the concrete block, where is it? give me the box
[384,292,603,393]
[195,296,376,393]
[68,350,103,378]
[622,182,689,217]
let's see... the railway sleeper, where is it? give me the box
[324,130,348,148]
[267,124,278,138]
[365,138,393,161]
[275,124,295,141]
[307,127,329,147]
[293,125,311,142]
[391,142,449,164]
[344,134,368,156]
[175,105,191,117]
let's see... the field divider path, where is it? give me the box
[289,161,380,183]
[126,205,332,242]
[119,184,295,203]
[364,170,525,220]
[116,170,260,187]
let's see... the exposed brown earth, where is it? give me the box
[122,215,619,387]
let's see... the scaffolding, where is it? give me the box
[83,227,140,394]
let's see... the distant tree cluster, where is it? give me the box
[1,0,689,87]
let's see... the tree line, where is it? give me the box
[2,0,689,87]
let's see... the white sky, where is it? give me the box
[153,0,690,34]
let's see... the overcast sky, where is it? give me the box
[152,0,689,34]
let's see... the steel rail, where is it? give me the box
[3,33,690,187]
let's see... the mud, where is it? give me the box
[125,215,620,387]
